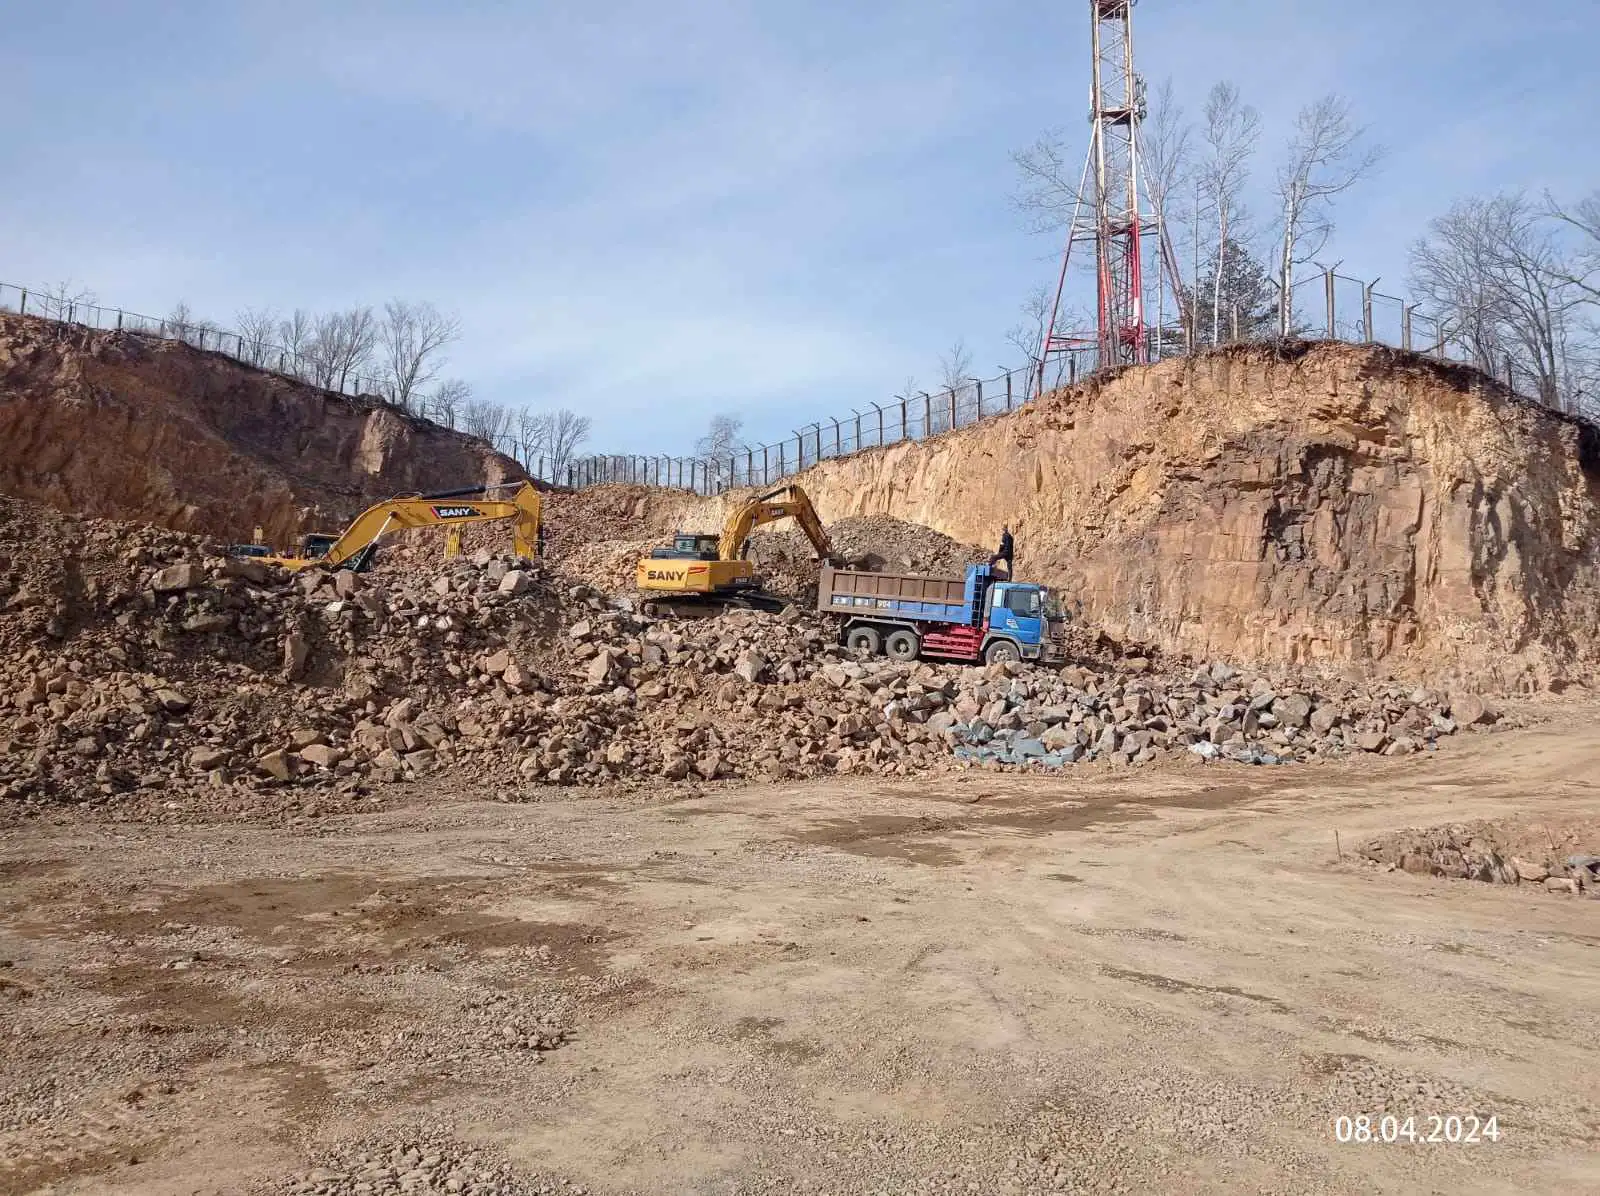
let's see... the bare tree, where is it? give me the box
[1409,199,1506,372]
[928,340,974,433]
[428,378,471,429]
[164,301,219,348]
[695,413,745,487]
[938,339,973,391]
[461,398,514,447]
[378,300,461,413]
[304,307,377,392]
[1549,191,1600,417]
[1009,289,1095,392]
[544,409,592,480]
[1410,192,1580,405]
[1141,79,1197,345]
[1200,82,1261,345]
[1005,287,1052,369]
[234,307,279,369]
[1549,190,1600,303]
[1274,95,1383,335]
[277,309,315,375]
[35,280,97,322]
[515,406,549,470]
[1011,132,1085,234]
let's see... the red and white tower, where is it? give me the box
[1035,1,1152,394]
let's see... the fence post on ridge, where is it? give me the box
[1324,269,1336,339]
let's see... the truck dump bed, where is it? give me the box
[816,564,986,626]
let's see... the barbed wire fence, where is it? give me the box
[1,270,1583,499]
[563,266,1583,495]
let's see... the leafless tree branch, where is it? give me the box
[1275,94,1384,334]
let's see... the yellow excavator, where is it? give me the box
[635,484,840,615]
[229,482,544,573]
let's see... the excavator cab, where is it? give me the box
[650,533,722,561]
[299,533,339,559]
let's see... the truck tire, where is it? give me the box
[885,628,921,662]
[984,639,1020,664]
[845,626,882,657]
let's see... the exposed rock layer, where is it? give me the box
[0,314,522,545]
[651,344,1600,688]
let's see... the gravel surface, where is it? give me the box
[2,709,1597,1193]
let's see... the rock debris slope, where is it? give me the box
[1,494,1497,815]
[0,313,523,547]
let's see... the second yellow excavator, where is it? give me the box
[636,484,840,614]
[229,481,544,573]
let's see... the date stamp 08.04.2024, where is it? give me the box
[1333,1114,1501,1145]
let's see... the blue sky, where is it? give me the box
[2,0,1594,454]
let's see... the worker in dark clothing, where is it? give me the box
[989,525,1014,576]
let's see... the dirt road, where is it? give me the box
[2,714,1597,1195]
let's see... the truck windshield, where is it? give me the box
[1043,590,1065,621]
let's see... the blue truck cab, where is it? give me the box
[816,562,1067,665]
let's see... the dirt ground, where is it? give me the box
[2,711,1597,1195]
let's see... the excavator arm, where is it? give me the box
[717,485,840,565]
[258,482,543,572]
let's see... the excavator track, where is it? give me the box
[640,591,792,620]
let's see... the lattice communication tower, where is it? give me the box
[1035,1,1155,394]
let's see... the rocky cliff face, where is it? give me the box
[664,343,1600,689]
[0,314,523,544]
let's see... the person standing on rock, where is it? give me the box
[990,525,1014,576]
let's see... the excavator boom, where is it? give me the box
[242,482,543,572]
[717,485,839,565]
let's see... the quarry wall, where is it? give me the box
[656,343,1600,688]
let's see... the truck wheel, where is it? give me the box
[885,628,921,662]
[845,626,882,657]
[984,639,1020,664]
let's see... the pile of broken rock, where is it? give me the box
[1357,819,1598,896]
[0,498,1506,816]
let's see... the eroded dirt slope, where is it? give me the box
[0,314,523,546]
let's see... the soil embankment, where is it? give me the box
[0,313,523,546]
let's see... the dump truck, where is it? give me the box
[817,562,1066,665]
[229,482,544,573]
